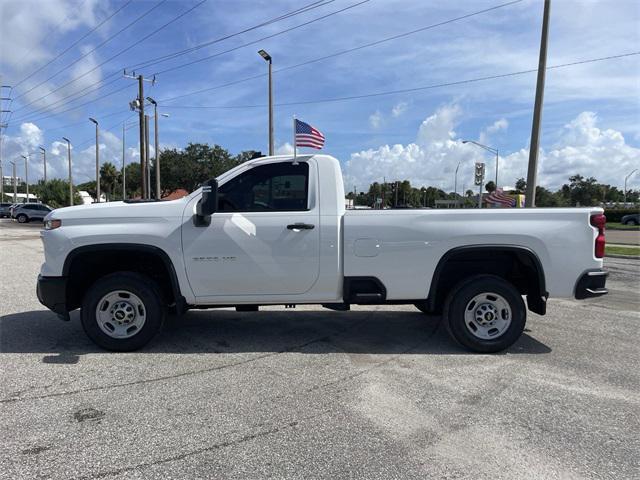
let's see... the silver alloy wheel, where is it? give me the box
[463,292,512,340]
[17,215,27,223]
[95,290,146,339]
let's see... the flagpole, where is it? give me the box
[292,115,298,164]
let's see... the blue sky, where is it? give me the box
[1,0,639,192]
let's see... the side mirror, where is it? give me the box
[194,179,218,226]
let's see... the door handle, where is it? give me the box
[287,223,315,230]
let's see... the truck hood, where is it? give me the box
[47,198,189,225]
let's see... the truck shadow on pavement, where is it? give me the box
[0,309,551,360]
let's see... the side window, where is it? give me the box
[218,162,309,212]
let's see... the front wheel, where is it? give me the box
[81,272,165,351]
[16,214,28,223]
[444,275,526,353]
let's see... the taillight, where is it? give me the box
[590,214,606,258]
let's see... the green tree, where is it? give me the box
[34,179,81,208]
[155,143,254,196]
[100,162,120,201]
[515,178,526,193]
[485,181,496,193]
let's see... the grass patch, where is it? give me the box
[606,245,640,257]
[607,222,640,231]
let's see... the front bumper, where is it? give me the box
[36,275,69,317]
[574,270,608,299]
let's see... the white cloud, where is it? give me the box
[276,142,294,155]
[0,0,101,71]
[391,102,408,118]
[344,105,640,193]
[368,110,383,129]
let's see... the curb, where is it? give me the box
[606,254,640,260]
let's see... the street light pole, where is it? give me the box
[62,137,73,206]
[9,160,16,202]
[39,146,46,183]
[89,118,100,202]
[122,122,126,199]
[454,161,460,208]
[258,49,274,156]
[21,154,29,202]
[146,97,160,199]
[624,169,638,205]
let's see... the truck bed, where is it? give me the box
[343,208,602,300]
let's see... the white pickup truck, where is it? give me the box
[37,154,608,352]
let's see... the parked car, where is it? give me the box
[621,213,639,225]
[37,154,607,353]
[0,202,13,218]
[13,203,53,223]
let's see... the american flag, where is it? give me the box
[486,188,516,207]
[295,119,325,149]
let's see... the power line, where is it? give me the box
[11,76,124,123]
[152,0,371,76]
[159,0,524,104]
[11,0,356,124]
[16,0,89,69]
[13,1,133,89]
[13,0,166,106]
[126,0,335,71]
[159,52,640,109]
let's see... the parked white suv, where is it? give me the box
[37,154,608,352]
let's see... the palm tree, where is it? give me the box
[100,162,120,201]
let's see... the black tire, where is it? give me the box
[81,272,166,351]
[443,274,526,353]
[17,214,28,223]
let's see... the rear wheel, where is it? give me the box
[17,214,28,223]
[81,272,165,351]
[444,275,526,353]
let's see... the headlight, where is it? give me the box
[44,219,62,230]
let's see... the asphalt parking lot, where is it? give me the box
[1,218,639,479]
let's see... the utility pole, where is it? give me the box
[1,83,12,203]
[525,0,551,207]
[62,137,73,206]
[125,71,155,199]
[122,122,126,199]
[89,118,100,202]
[144,115,150,198]
[10,160,16,202]
[39,146,46,183]
[21,154,29,202]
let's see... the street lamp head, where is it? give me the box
[161,113,170,118]
[89,117,98,125]
[146,96,157,106]
[62,137,70,144]
[258,49,272,62]
[21,155,27,160]
[462,140,470,144]
[39,146,46,152]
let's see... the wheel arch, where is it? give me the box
[426,245,547,315]
[63,243,185,313]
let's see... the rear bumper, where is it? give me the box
[36,275,69,315]
[574,270,608,299]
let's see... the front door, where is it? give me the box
[181,160,320,299]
